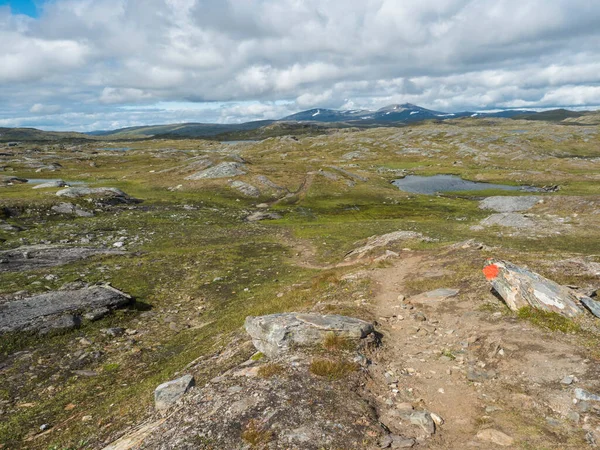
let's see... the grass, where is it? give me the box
[322,333,356,352]
[257,363,285,378]
[241,419,274,446]
[517,307,582,334]
[309,358,359,380]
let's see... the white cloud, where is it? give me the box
[1,0,599,130]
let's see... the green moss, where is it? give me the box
[517,307,581,334]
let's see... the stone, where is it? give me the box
[1,176,28,185]
[185,162,246,180]
[574,388,600,402]
[51,202,94,217]
[244,313,374,357]
[483,259,583,318]
[32,180,68,189]
[154,375,195,411]
[102,327,125,337]
[409,288,459,306]
[561,376,574,385]
[479,196,540,213]
[467,366,496,382]
[406,411,435,435]
[379,434,393,448]
[391,435,416,448]
[56,187,139,204]
[230,181,260,197]
[580,296,600,318]
[479,213,535,228]
[476,429,514,446]
[344,231,425,260]
[0,286,131,334]
[245,211,282,222]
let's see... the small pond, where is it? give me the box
[392,175,540,195]
[27,179,85,185]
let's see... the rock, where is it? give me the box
[476,429,514,446]
[0,285,132,334]
[51,202,94,217]
[561,376,574,385]
[580,296,600,318]
[574,388,600,402]
[479,196,540,212]
[0,220,23,232]
[408,288,459,306]
[1,176,28,185]
[56,187,139,204]
[406,411,435,435]
[230,180,260,197]
[244,313,374,357]
[32,180,68,189]
[483,259,583,318]
[391,435,416,448]
[467,366,496,382]
[379,434,393,448]
[185,162,246,180]
[479,212,535,228]
[0,245,124,273]
[154,375,195,411]
[245,211,282,222]
[345,231,426,260]
[102,327,126,337]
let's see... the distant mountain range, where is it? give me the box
[0,105,596,142]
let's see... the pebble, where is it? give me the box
[561,376,574,385]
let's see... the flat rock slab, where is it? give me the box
[476,429,514,446]
[479,212,535,228]
[245,313,374,357]
[483,259,583,317]
[230,180,260,197]
[0,285,132,334]
[345,231,425,260]
[479,196,541,212]
[154,375,195,411]
[185,162,246,180]
[408,288,459,306]
[0,245,124,273]
[56,187,139,204]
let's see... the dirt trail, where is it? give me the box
[364,250,594,448]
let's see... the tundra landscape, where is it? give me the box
[1,111,600,449]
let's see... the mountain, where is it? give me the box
[281,108,370,122]
[0,127,90,142]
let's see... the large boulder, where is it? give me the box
[0,285,132,334]
[154,375,195,411]
[483,260,583,317]
[479,196,540,213]
[56,187,138,204]
[185,162,246,180]
[245,313,374,357]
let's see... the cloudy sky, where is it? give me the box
[1,0,600,131]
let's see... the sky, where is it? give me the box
[1,0,600,131]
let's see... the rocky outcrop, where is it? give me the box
[0,244,124,272]
[345,231,426,260]
[479,196,540,212]
[483,260,583,317]
[245,313,374,357]
[185,162,246,180]
[51,202,94,217]
[32,180,68,189]
[154,375,195,411]
[478,212,535,228]
[56,187,139,204]
[0,285,132,334]
[230,180,260,197]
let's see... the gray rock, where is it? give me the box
[56,187,138,204]
[476,429,514,446]
[84,308,110,321]
[185,162,246,180]
[0,245,124,273]
[0,220,23,232]
[561,376,574,385]
[345,231,425,260]
[102,327,125,337]
[32,180,68,189]
[467,366,496,382]
[244,313,374,357]
[1,176,27,185]
[574,388,600,402]
[483,259,583,317]
[51,202,94,217]
[479,213,535,228]
[230,180,260,197]
[391,435,416,448]
[404,411,435,435]
[154,375,195,411]
[379,434,393,448]
[245,211,282,222]
[580,296,600,318]
[479,196,540,212]
[0,285,131,334]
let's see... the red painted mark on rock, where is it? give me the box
[483,264,499,280]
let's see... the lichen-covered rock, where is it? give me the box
[245,313,374,357]
[344,231,426,260]
[185,162,246,180]
[56,187,139,204]
[0,285,132,334]
[483,259,583,317]
[51,202,94,217]
[33,180,68,189]
[479,196,540,212]
[230,180,260,197]
[154,375,195,411]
